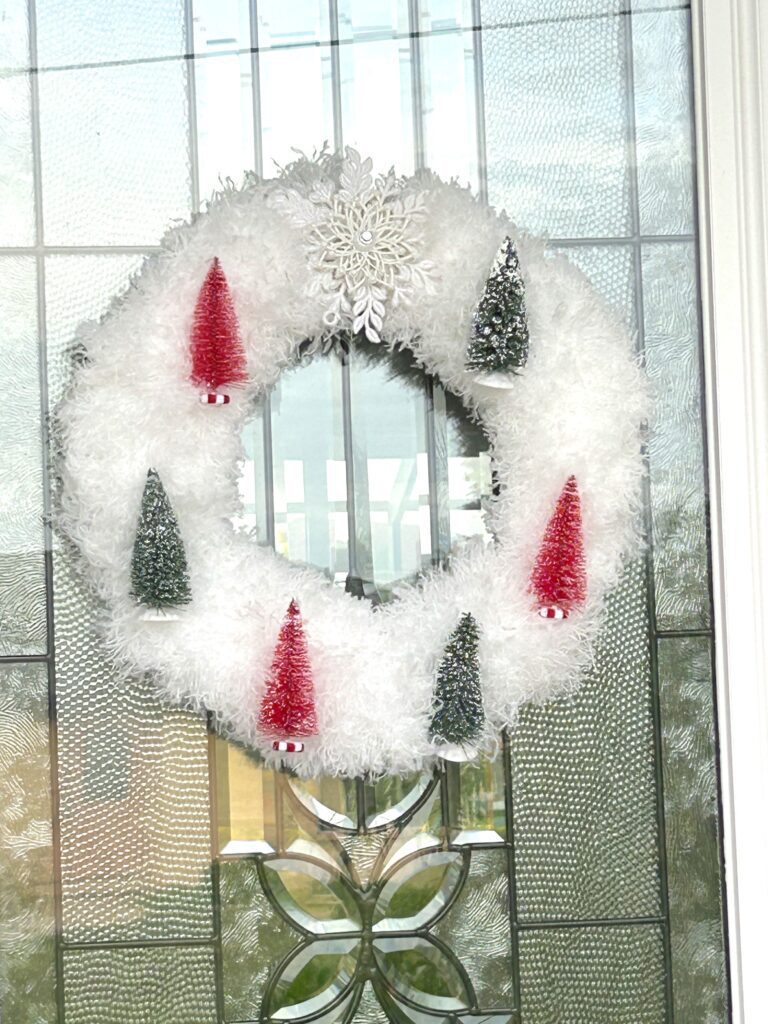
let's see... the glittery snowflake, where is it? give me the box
[273,148,435,343]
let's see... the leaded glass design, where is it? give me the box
[0,0,728,1021]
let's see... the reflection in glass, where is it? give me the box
[268,938,361,1018]
[240,341,490,601]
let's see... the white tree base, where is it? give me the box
[437,743,479,763]
[140,607,181,622]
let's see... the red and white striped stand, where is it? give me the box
[199,392,230,405]
[272,739,304,753]
[538,605,568,620]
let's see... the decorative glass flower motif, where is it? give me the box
[258,845,475,1022]
[273,148,436,343]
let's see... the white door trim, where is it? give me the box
[692,1,768,1020]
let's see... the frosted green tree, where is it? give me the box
[429,613,484,748]
[466,236,529,375]
[130,469,192,610]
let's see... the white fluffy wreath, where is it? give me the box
[58,149,647,777]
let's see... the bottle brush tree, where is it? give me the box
[429,612,484,751]
[130,468,192,610]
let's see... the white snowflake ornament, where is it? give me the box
[274,148,436,343]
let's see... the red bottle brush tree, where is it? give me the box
[190,257,248,402]
[529,475,587,619]
[258,600,318,751]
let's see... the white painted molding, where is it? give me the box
[692,1,768,1020]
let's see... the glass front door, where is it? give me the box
[0,1,727,1021]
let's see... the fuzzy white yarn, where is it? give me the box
[57,149,647,778]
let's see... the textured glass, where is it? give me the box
[0,72,35,246]
[643,242,710,630]
[0,257,46,655]
[52,555,213,942]
[633,9,695,236]
[432,848,514,1005]
[194,53,255,203]
[550,244,636,330]
[38,62,191,246]
[35,0,185,67]
[483,15,631,237]
[519,925,666,1023]
[260,44,334,172]
[339,38,415,174]
[61,947,217,1024]
[482,0,624,25]
[659,637,727,1024]
[221,858,297,1021]
[0,0,29,70]
[420,30,478,187]
[511,562,661,921]
[46,260,213,941]
[0,664,56,1024]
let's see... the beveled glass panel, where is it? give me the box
[659,637,727,1023]
[258,0,331,48]
[633,8,695,236]
[35,0,185,66]
[444,757,506,843]
[215,738,277,854]
[511,562,661,921]
[38,62,191,245]
[373,935,472,1011]
[61,947,217,1023]
[339,38,415,174]
[192,0,251,54]
[0,664,56,1024]
[193,53,256,203]
[483,15,631,237]
[0,0,29,70]
[266,938,360,1019]
[519,925,666,1023]
[420,30,479,188]
[0,72,34,246]
[260,45,334,172]
[337,0,409,41]
[419,0,474,31]
[373,849,464,931]
[348,347,431,596]
[237,404,270,539]
[643,242,710,630]
[262,858,362,934]
[270,354,348,580]
[0,256,46,655]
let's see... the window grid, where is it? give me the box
[0,0,723,1021]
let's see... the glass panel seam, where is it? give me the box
[27,0,65,1021]
[624,7,675,1021]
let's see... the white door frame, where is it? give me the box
[693,1,768,1019]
